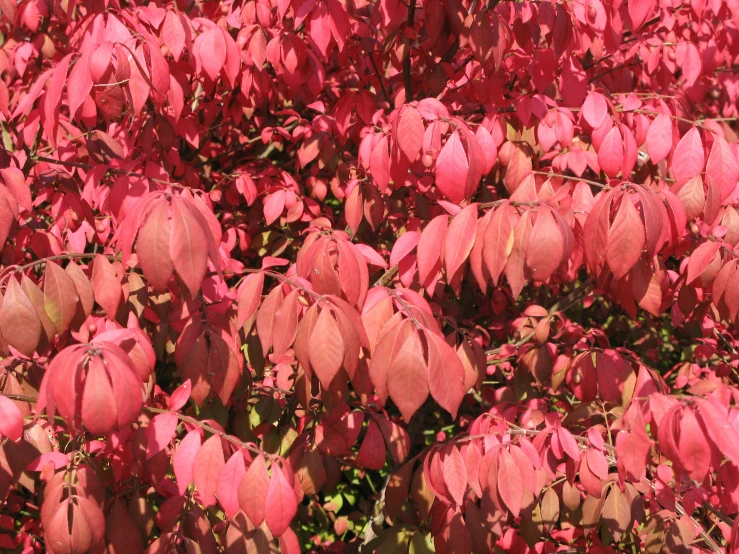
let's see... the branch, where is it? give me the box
[403,0,416,101]
[486,280,593,356]
[145,406,268,459]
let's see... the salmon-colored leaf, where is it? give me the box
[193,434,226,508]
[606,195,645,280]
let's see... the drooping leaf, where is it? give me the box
[264,464,298,537]
[193,434,226,508]
[0,278,42,357]
[91,255,121,320]
[606,194,645,280]
[497,449,524,517]
[386,329,429,422]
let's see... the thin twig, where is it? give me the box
[403,0,416,101]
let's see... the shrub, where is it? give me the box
[0,0,739,552]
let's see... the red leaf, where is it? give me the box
[264,189,286,225]
[436,131,469,203]
[693,398,739,465]
[237,272,264,329]
[686,241,722,284]
[389,230,419,267]
[65,262,94,319]
[442,446,467,506]
[598,126,624,178]
[27,452,70,471]
[672,127,705,183]
[67,51,92,119]
[504,211,532,299]
[43,261,79,335]
[137,199,173,292]
[677,406,711,482]
[483,203,514,286]
[309,307,345,389]
[373,414,410,465]
[444,204,478,279]
[168,380,192,411]
[146,412,179,459]
[0,168,31,212]
[631,260,662,316]
[173,430,202,495]
[198,27,227,81]
[417,215,448,285]
[676,42,702,88]
[0,278,42,357]
[369,135,390,192]
[0,396,23,442]
[582,91,608,129]
[397,107,424,162]
[526,205,565,282]
[279,527,302,554]
[387,329,429,422]
[706,135,739,201]
[256,285,284,354]
[646,113,673,165]
[106,499,144,554]
[265,464,298,537]
[81,356,118,436]
[193,434,226,508]
[272,289,299,357]
[628,0,654,29]
[218,450,247,519]
[425,330,466,419]
[615,412,650,482]
[606,194,645,280]
[162,10,187,61]
[355,420,386,470]
[238,453,270,527]
[497,449,524,517]
[170,198,209,296]
[91,254,121,319]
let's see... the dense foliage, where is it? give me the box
[1,0,739,551]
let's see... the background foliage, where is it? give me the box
[1,0,739,552]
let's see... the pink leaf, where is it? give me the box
[582,91,608,129]
[168,380,192,411]
[91,254,121,319]
[444,204,478,279]
[436,131,469,203]
[425,330,466,419]
[173,430,202,495]
[672,127,705,183]
[265,464,298,537]
[397,107,424,162]
[355,420,386,470]
[193,434,226,508]
[217,450,247,519]
[526,205,565,282]
[606,194,645,280]
[0,396,24,442]
[686,241,722,284]
[497,449,523,517]
[598,126,623,178]
[387,329,429,422]
[238,453,270,526]
[442,446,467,506]
[646,113,673,164]
[27,452,71,471]
[146,412,179,459]
[198,27,227,81]
[417,215,448,285]
[389,231,420,267]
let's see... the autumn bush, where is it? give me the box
[1,0,739,552]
